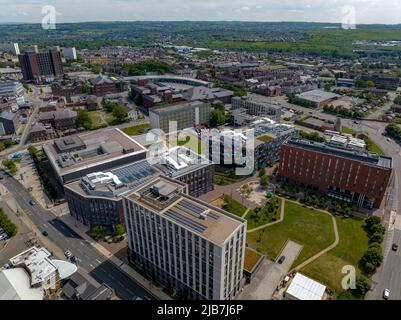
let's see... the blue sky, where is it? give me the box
[0,0,400,24]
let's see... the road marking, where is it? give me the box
[89,264,95,269]
[96,259,102,264]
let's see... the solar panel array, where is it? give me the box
[180,200,220,221]
[112,161,157,185]
[165,209,207,233]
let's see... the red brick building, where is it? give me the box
[278,139,393,209]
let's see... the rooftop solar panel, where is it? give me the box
[165,210,207,233]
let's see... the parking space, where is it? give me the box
[238,240,303,300]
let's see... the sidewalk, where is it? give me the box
[59,213,172,300]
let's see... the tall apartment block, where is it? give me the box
[278,138,393,209]
[18,45,64,83]
[149,101,211,133]
[123,176,246,300]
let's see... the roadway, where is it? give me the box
[0,171,155,301]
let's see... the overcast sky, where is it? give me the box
[0,0,400,24]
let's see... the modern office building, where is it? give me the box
[61,47,77,61]
[0,110,20,135]
[231,95,282,122]
[149,101,211,133]
[43,128,147,184]
[0,79,24,100]
[18,46,63,83]
[278,138,393,209]
[0,42,20,55]
[64,160,159,232]
[64,146,214,231]
[153,146,214,197]
[123,176,246,300]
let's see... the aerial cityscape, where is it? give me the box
[1,0,401,307]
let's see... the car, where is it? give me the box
[392,243,398,251]
[29,200,36,206]
[0,233,8,241]
[42,231,48,237]
[70,256,77,263]
[277,256,285,264]
[64,250,72,258]
[383,289,390,300]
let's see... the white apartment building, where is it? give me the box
[0,79,24,100]
[123,176,246,300]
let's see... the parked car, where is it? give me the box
[70,256,77,263]
[392,243,398,251]
[29,200,36,206]
[383,289,390,300]
[42,231,49,237]
[64,250,72,258]
[0,233,8,241]
[278,256,286,264]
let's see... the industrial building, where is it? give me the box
[278,138,393,209]
[123,176,246,300]
[294,89,341,108]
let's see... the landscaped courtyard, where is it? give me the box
[247,200,336,267]
[301,216,370,295]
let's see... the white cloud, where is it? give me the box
[0,0,399,24]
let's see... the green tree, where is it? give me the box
[260,175,270,188]
[210,109,226,127]
[114,224,125,236]
[360,245,383,273]
[258,168,266,177]
[76,110,92,129]
[2,159,18,175]
[81,81,90,94]
[112,105,128,124]
[366,80,375,88]
[90,226,106,238]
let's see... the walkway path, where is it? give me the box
[241,208,251,219]
[247,198,285,233]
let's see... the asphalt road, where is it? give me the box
[0,172,155,300]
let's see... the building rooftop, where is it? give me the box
[65,159,160,199]
[0,269,43,300]
[126,176,245,246]
[150,100,208,115]
[43,128,147,177]
[154,146,212,178]
[286,273,326,300]
[296,89,340,104]
[9,247,57,288]
[286,138,392,169]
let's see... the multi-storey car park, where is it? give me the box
[123,176,246,300]
[278,138,393,209]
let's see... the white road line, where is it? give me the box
[89,264,95,269]
[96,259,102,264]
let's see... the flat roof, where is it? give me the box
[43,128,147,177]
[286,138,392,169]
[150,100,209,115]
[296,89,340,103]
[286,273,326,300]
[126,176,245,246]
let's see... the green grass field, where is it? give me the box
[247,201,335,266]
[341,126,357,136]
[221,195,247,217]
[121,123,150,136]
[301,216,370,294]
[87,111,107,130]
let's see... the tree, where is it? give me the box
[114,224,125,236]
[112,105,128,124]
[360,245,383,273]
[81,81,90,94]
[210,109,226,127]
[366,80,375,88]
[76,110,92,129]
[90,226,106,238]
[258,168,266,177]
[2,159,18,175]
[354,278,371,296]
[394,95,401,105]
[260,175,270,188]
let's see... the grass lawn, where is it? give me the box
[341,126,357,136]
[88,111,107,130]
[104,112,116,125]
[365,137,385,155]
[247,201,335,267]
[122,123,150,136]
[301,216,370,295]
[246,198,282,230]
[257,135,274,143]
[244,248,263,272]
[168,132,204,155]
[221,195,247,217]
